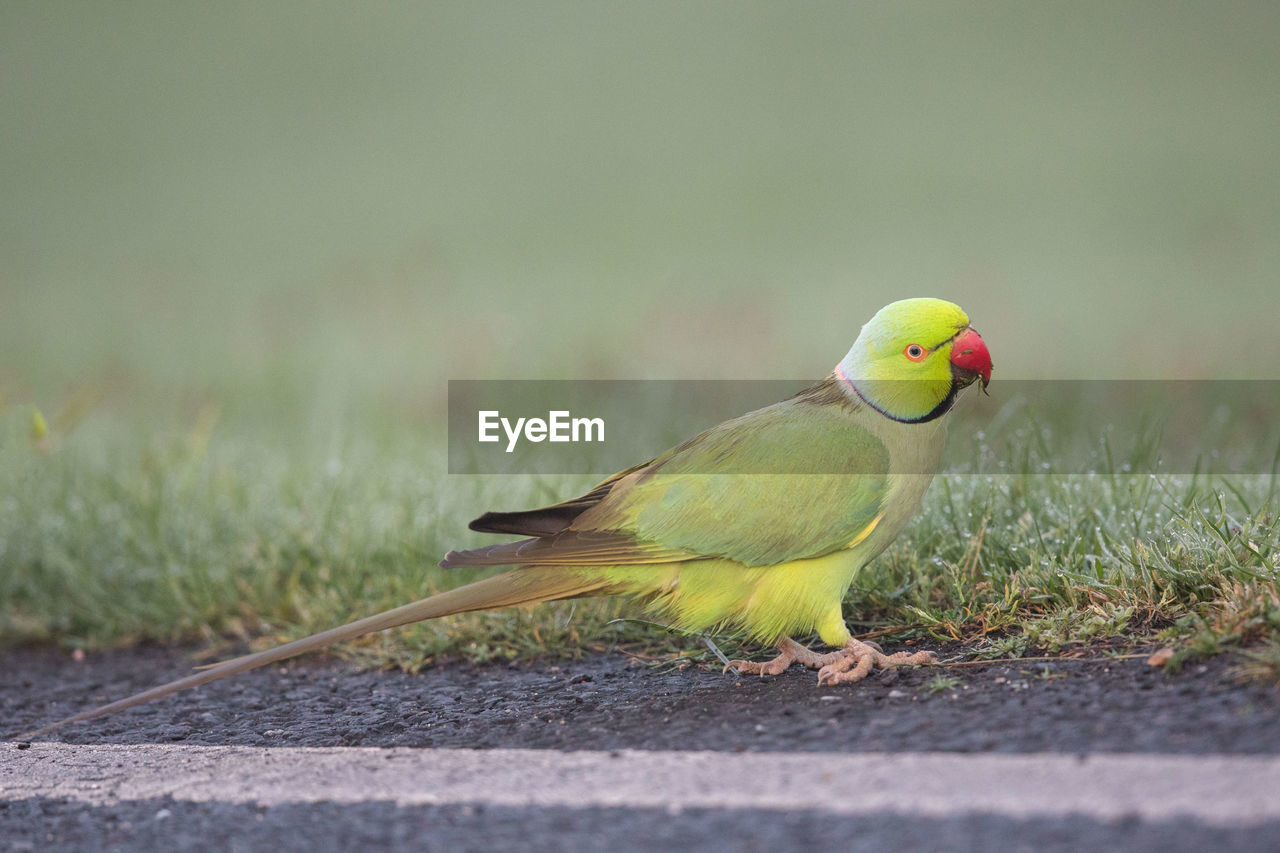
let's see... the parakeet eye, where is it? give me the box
[904,344,927,361]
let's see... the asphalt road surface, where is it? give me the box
[4,644,1279,851]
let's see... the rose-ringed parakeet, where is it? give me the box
[17,297,991,738]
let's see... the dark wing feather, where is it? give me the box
[466,462,649,537]
[439,528,696,569]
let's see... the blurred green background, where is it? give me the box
[3,2,1280,656]
[5,1,1279,415]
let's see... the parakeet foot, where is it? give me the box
[725,637,857,677]
[815,638,937,685]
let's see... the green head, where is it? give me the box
[836,297,993,423]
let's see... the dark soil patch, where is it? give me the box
[5,644,1277,753]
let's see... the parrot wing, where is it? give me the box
[440,378,891,570]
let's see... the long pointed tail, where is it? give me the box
[13,569,610,740]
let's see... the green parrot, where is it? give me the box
[17,297,991,738]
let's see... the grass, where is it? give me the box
[3,383,1278,683]
[921,674,964,695]
[848,470,1280,679]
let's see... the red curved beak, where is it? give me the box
[949,327,992,392]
